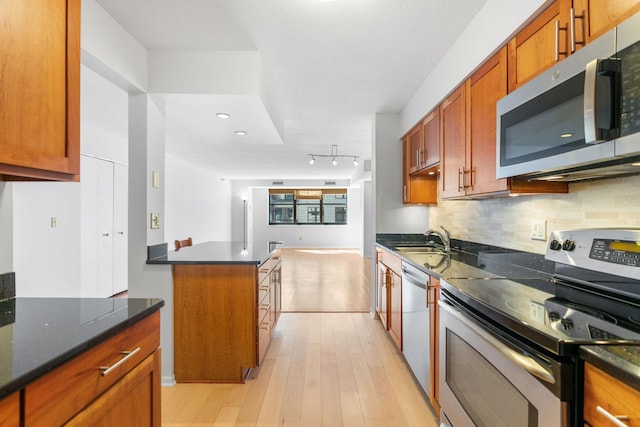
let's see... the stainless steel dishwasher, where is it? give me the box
[401,261,430,397]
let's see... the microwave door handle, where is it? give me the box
[584,58,620,144]
[584,59,600,144]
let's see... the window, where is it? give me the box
[269,189,347,225]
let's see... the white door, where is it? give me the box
[96,159,114,297]
[112,162,128,295]
[80,156,100,298]
[81,156,128,297]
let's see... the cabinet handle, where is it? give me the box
[596,406,629,427]
[416,149,421,167]
[403,185,407,201]
[260,303,271,311]
[570,8,584,53]
[102,232,110,237]
[99,347,141,376]
[117,231,125,235]
[259,285,270,292]
[458,169,464,191]
[555,20,568,61]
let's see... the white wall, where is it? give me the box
[164,155,232,245]
[12,182,81,297]
[250,186,363,249]
[401,0,552,132]
[374,113,430,234]
[0,183,12,273]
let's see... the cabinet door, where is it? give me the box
[376,262,388,329]
[0,0,80,180]
[428,277,441,412]
[507,1,567,92]
[440,85,466,199]
[422,108,440,169]
[466,48,509,196]
[112,163,128,295]
[407,125,422,174]
[583,362,640,426]
[577,0,640,42]
[388,269,402,350]
[65,350,161,427]
[0,392,19,427]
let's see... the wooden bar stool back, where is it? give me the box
[174,237,193,251]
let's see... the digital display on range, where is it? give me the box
[589,239,640,266]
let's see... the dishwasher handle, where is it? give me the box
[401,265,428,290]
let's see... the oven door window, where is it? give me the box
[447,330,538,427]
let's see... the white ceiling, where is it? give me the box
[93,0,488,181]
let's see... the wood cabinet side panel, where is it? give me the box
[0,392,19,427]
[173,264,258,382]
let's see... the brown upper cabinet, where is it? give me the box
[508,0,640,91]
[441,48,568,199]
[402,132,438,205]
[407,109,440,174]
[0,0,80,181]
[440,85,467,199]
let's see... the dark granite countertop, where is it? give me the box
[376,233,555,284]
[581,345,640,390]
[146,240,283,266]
[0,297,164,399]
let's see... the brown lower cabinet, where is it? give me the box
[173,252,282,382]
[0,392,19,427]
[583,362,640,426]
[376,247,402,351]
[24,311,161,427]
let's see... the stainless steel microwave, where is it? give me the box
[496,12,640,181]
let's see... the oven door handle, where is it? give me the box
[440,299,556,385]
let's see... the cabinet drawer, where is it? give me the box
[258,252,281,283]
[379,249,402,275]
[258,279,270,304]
[583,362,640,426]
[24,311,160,427]
[258,312,272,364]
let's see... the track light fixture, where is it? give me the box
[308,145,359,167]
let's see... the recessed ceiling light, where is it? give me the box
[216,113,230,119]
[235,130,247,136]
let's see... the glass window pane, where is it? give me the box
[296,200,321,224]
[270,204,294,224]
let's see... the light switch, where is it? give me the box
[152,171,160,188]
[150,213,160,229]
[530,219,546,241]
[50,217,57,228]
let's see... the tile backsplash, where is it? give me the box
[429,174,640,254]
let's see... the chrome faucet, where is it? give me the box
[424,226,451,252]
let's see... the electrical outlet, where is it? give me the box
[530,219,546,241]
[50,217,57,228]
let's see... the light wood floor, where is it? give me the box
[162,249,439,426]
[281,248,371,312]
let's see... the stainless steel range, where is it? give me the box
[438,229,640,427]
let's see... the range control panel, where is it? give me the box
[545,229,640,280]
[590,239,640,267]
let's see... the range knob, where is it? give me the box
[549,239,562,251]
[562,239,576,251]
[548,312,561,322]
[561,318,574,330]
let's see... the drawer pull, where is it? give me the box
[596,405,629,427]
[99,347,141,376]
